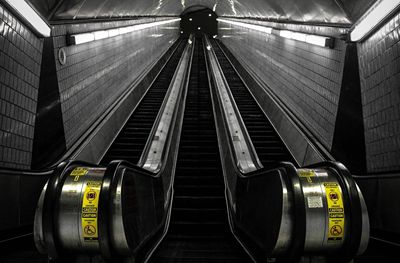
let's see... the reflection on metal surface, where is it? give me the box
[141,37,193,172]
[204,35,262,173]
[228,0,237,15]
[68,18,181,45]
[4,0,51,37]
[27,0,378,25]
[351,0,400,41]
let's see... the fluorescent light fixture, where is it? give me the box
[69,18,181,45]
[72,33,95,45]
[278,29,334,48]
[217,18,272,34]
[305,35,328,47]
[4,0,51,37]
[280,30,293,38]
[350,0,400,41]
[292,32,306,42]
[206,45,211,50]
[94,31,108,40]
[108,29,119,37]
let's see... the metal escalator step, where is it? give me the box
[100,40,186,165]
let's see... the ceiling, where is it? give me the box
[28,0,377,25]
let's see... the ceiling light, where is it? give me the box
[305,35,328,47]
[279,29,334,48]
[198,27,201,30]
[209,14,212,17]
[217,18,272,34]
[292,32,306,42]
[108,29,120,37]
[350,0,400,41]
[70,33,95,45]
[68,18,180,45]
[4,0,51,37]
[279,30,293,39]
[94,31,108,40]
[189,18,193,21]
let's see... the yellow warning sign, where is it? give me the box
[70,167,88,181]
[81,181,101,242]
[298,169,315,183]
[324,182,345,242]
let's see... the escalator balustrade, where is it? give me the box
[205,36,370,262]
[148,36,252,263]
[32,39,191,262]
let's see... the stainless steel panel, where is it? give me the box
[27,0,377,24]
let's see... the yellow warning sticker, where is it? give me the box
[70,167,88,182]
[298,169,315,183]
[324,182,345,242]
[81,181,101,242]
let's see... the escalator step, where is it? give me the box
[100,40,187,165]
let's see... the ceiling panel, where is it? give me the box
[26,0,378,25]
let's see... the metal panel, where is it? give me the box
[26,0,378,24]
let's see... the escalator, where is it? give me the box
[0,39,187,263]
[149,37,252,262]
[210,40,295,169]
[100,39,186,165]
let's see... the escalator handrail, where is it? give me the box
[0,39,186,254]
[98,37,195,260]
[137,35,194,173]
[203,35,263,174]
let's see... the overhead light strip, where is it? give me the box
[350,0,400,42]
[217,18,272,34]
[4,0,51,37]
[217,18,334,48]
[69,18,181,45]
[279,30,334,48]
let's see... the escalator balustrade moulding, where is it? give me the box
[205,35,370,262]
[33,37,194,262]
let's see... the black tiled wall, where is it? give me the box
[219,20,346,150]
[359,12,400,173]
[51,19,179,149]
[0,4,43,169]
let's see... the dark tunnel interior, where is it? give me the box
[180,7,218,38]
